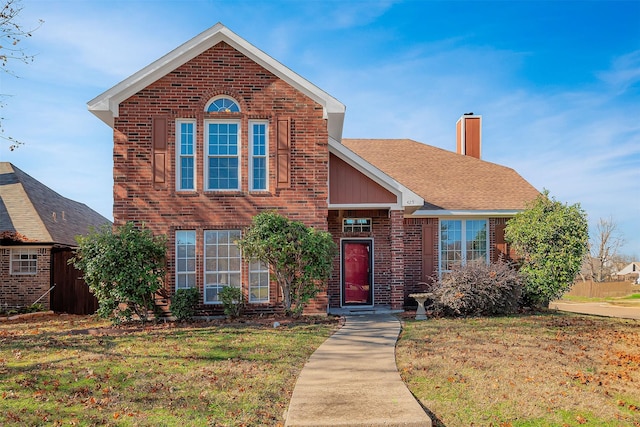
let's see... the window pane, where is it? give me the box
[175,231,196,290]
[204,230,242,304]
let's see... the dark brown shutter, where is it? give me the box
[494,223,513,262]
[422,223,435,281]
[152,117,167,184]
[276,117,291,189]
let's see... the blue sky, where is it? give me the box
[2,0,639,258]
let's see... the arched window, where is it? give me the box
[205,97,240,113]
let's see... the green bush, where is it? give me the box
[171,288,200,322]
[71,222,167,324]
[220,286,244,318]
[430,260,523,317]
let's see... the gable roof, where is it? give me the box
[342,139,539,213]
[0,163,111,246]
[88,22,346,141]
[617,262,640,276]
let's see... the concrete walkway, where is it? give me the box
[550,301,640,320]
[284,314,432,427]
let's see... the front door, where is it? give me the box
[342,240,372,305]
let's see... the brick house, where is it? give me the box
[0,163,110,314]
[88,23,538,315]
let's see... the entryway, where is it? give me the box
[341,240,373,306]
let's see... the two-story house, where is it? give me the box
[88,23,538,315]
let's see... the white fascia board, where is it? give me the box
[88,22,346,137]
[410,209,522,217]
[329,139,423,208]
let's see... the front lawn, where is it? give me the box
[397,312,640,426]
[0,314,339,426]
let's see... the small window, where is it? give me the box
[249,259,270,303]
[343,218,372,233]
[249,121,268,191]
[206,97,240,113]
[10,248,38,275]
[176,120,196,191]
[176,231,196,289]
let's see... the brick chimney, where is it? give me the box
[456,113,482,159]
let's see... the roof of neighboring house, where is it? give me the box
[0,163,111,246]
[617,262,640,276]
[88,22,346,141]
[342,138,540,211]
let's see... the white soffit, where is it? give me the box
[329,138,423,209]
[88,23,345,140]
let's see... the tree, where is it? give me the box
[237,211,337,317]
[1,0,43,150]
[505,190,589,307]
[71,222,167,323]
[587,217,625,282]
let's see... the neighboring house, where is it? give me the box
[616,262,640,284]
[88,23,539,315]
[0,163,110,314]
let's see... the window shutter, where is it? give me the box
[422,223,435,281]
[494,223,515,262]
[153,117,167,184]
[276,117,291,189]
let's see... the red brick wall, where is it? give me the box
[0,247,51,310]
[327,210,394,309]
[112,42,330,314]
[403,217,513,307]
[403,218,439,301]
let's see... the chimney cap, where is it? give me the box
[464,112,474,115]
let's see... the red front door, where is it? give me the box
[342,241,372,305]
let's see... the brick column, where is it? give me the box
[390,210,405,310]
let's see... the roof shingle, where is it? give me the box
[0,163,111,246]
[342,139,539,211]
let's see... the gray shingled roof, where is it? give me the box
[342,139,540,211]
[0,163,111,246]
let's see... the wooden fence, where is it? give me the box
[567,280,640,298]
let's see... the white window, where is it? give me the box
[206,97,240,113]
[249,259,269,303]
[10,248,38,275]
[176,120,196,191]
[204,230,241,303]
[249,121,268,191]
[440,219,488,272]
[175,231,196,289]
[343,218,372,233]
[205,120,240,191]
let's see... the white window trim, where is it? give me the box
[248,120,269,192]
[204,95,241,113]
[10,247,39,275]
[438,218,489,274]
[176,119,197,192]
[175,230,196,290]
[204,119,242,191]
[342,218,372,233]
[203,230,242,304]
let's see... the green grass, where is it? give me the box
[0,315,339,426]
[396,313,640,426]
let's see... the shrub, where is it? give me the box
[505,190,588,307]
[237,211,337,317]
[220,286,244,318]
[71,222,167,324]
[171,288,200,322]
[430,260,523,317]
